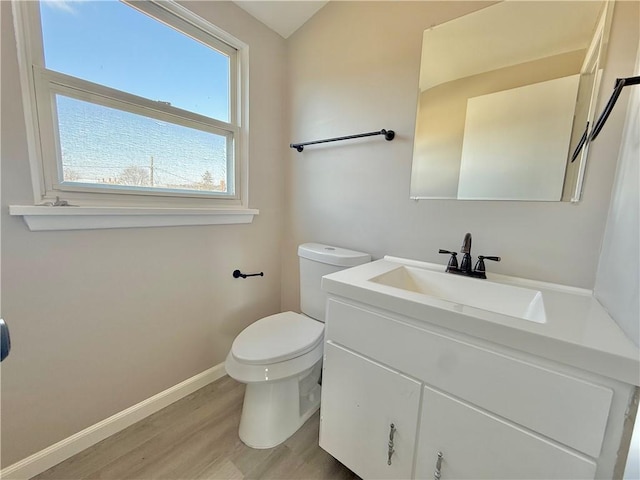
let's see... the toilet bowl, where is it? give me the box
[225,243,370,449]
[225,311,324,448]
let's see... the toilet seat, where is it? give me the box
[231,311,324,365]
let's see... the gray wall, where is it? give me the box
[282,1,639,311]
[1,1,286,467]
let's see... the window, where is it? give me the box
[13,0,252,225]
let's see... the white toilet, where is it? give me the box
[225,243,370,449]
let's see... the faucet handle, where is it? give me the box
[439,249,459,271]
[474,255,501,275]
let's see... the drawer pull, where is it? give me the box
[434,451,443,479]
[387,423,396,465]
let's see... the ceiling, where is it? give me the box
[232,1,329,39]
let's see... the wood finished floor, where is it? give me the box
[33,376,358,480]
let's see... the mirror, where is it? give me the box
[410,1,613,201]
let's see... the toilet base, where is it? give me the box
[238,362,322,449]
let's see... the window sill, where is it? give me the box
[9,205,259,231]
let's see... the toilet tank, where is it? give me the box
[298,243,370,322]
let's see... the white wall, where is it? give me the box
[0,0,286,467]
[594,29,640,349]
[593,22,640,480]
[282,1,639,312]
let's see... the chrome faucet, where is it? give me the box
[439,233,501,279]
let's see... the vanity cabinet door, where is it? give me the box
[320,342,421,479]
[415,386,597,480]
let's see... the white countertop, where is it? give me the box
[322,256,640,386]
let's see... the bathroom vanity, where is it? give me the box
[319,257,639,479]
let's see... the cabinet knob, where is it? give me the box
[387,423,396,465]
[434,451,443,480]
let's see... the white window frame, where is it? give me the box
[10,0,256,230]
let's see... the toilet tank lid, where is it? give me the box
[298,243,371,267]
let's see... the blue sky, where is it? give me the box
[40,0,230,121]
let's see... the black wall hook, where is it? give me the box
[233,270,264,279]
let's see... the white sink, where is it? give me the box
[321,256,640,385]
[369,265,547,323]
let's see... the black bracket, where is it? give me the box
[233,270,264,279]
[1,318,11,362]
[571,75,640,162]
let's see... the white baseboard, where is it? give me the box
[1,363,227,480]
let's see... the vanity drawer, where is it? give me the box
[415,386,597,479]
[325,298,613,458]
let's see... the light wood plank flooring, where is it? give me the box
[33,376,358,480]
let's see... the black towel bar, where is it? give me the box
[290,129,395,152]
